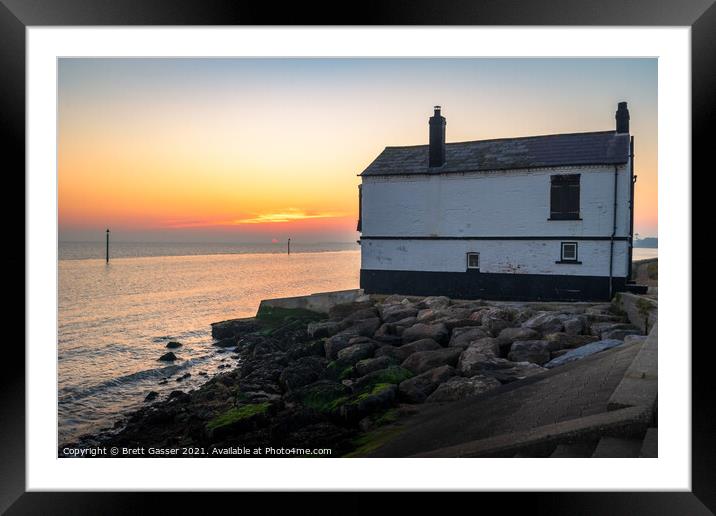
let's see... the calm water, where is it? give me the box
[58,243,360,444]
[632,248,658,261]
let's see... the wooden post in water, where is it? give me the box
[287,238,291,255]
[106,229,110,263]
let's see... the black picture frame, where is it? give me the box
[2,0,706,513]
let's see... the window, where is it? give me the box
[550,174,581,220]
[557,242,581,264]
[466,252,480,270]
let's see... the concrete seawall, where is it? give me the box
[257,289,365,315]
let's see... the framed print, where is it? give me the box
[2,0,708,512]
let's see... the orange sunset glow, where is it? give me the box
[58,58,657,243]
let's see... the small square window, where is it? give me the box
[467,252,480,270]
[561,242,578,262]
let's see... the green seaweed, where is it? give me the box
[206,402,270,431]
[298,383,350,413]
[358,366,413,391]
[255,306,326,332]
[342,425,406,457]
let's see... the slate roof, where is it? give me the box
[359,130,630,176]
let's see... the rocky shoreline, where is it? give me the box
[61,292,654,457]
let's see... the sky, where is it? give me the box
[58,58,657,243]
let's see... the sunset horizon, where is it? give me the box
[58,57,658,243]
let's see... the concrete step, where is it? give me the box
[639,427,658,457]
[591,437,642,458]
[550,442,597,458]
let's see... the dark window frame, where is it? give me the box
[556,241,582,264]
[356,184,362,232]
[466,252,480,271]
[549,174,582,221]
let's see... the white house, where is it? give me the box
[357,103,647,301]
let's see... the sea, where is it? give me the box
[58,241,657,444]
[58,241,360,444]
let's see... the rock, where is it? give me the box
[401,348,462,375]
[562,317,586,336]
[374,318,417,338]
[602,329,643,340]
[342,306,380,323]
[347,317,382,337]
[353,366,414,392]
[400,338,442,356]
[279,356,327,392]
[623,334,648,346]
[544,339,624,368]
[589,322,640,338]
[544,332,599,351]
[457,340,500,377]
[476,357,547,383]
[419,296,451,310]
[480,307,516,335]
[355,356,395,377]
[165,341,182,349]
[416,309,438,322]
[339,383,398,423]
[426,375,501,402]
[168,390,187,401]
[402,323,449,345]
[307,320,349,338]
[448,326,490,348]
[496,327,540,345]
[144,391,159,402]
[381,294,412,305]
[158,352,178,362]
[324,331,362,360]
[375,345,411,362]
[611,292,658,333]
[287,380,350,414]
[213,337,237,348]
[380,305,419,324]
[507,340,551,365]
[211,317,260,340]
[521,312,565,335]
[286,340,325,360]
[328,301,374,321]
[336,341,377,366]
[440,318,483,331]
[398,365,456,403]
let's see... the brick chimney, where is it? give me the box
[429,106,446,167]
[615,101,630,134]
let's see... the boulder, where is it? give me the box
[401,348,462,375]
[562,317,586,336]
[144,391,159,402]
[336,341,377,366]
[476,357,547,383]
[286,340,326,360]
[278,356,327,392]
[213,337,237,348]
[402,323,449,345]
[398,365,456,403]
[339,383,398,423]
[426,375,501,402]
[589,322,640,338]
[341,306,380,323]
[347,317,382,337]
[307,320,349,338]
[353,366,414,392]
[448,326,490,348]
[210,317,260,340]
[544,332,599,351]
[456,339,500,377]
[400,338,442,356]
[328,301,374,321]
[323,322,379,359]
[496,327,540,345]
[380,304,419,324]
[521,312,565,335]
[165,341,182,349]
[544,339,623,368]
[480,307,516,335]
[381,294,412,305]
[602,328,643,340]
[611,292,658,333]
[355,356,395,377]
[507,340,551,365]
[158,352,178,361]
[419,296,452,310]
[375,345,411,362]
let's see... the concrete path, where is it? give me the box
[366,339,642,457]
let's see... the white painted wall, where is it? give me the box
[360,239,629,277]
[360,164,632,238]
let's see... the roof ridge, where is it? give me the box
[383,129,618,150]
